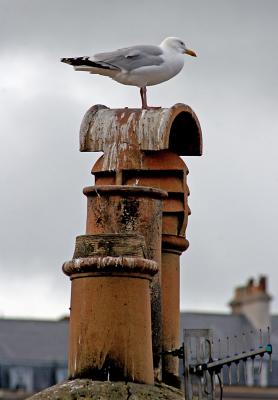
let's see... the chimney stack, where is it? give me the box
[80,103,202,386]
[229,276,272,331]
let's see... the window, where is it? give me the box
[9,366,33,392]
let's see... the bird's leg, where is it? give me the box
[140,87,144,108]
[140,86,161,110]
[140,87,148,109]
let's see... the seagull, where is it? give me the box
[61,37,197,109]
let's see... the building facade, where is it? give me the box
[0,318,68,393]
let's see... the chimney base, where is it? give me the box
[26,379,184,400]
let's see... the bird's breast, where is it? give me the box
[113,54,184,87]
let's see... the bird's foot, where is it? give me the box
[141,105,162,110]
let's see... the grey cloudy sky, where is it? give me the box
[1,0,278,318]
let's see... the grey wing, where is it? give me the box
[93,45,164,71]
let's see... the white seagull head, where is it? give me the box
[160,37,197,57]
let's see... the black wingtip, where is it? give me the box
[61,57,72,64]
[60,57,118,70]
[60,57,92,67]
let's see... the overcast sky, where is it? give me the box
[1,0,278,319]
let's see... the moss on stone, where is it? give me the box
[27,380,183,400]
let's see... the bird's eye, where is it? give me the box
[180,41,185,46]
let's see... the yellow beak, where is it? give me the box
[185,49,197,57]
